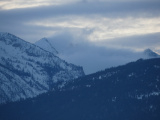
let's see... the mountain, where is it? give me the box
[143,48,160,58]
[0,32,84,104]
[35,37,160,74]
[35,37,159,59]
[35,37,58,55]
[0,58,160,120]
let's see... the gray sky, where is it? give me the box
[0,0,160,73]
[0,0,160,46]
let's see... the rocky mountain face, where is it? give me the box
[0,58,160,120]
[0,32,84,104]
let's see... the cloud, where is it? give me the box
[97,32,160,51]
[1,1,160,20]
[0,0,160,74]
[22,16,160,43]
[0,0,79,10]
[42,31,147,74]
[0,0,160,41]
[1,0,160,10]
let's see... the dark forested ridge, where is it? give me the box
[0,58,160,120]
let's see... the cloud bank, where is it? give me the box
[0,1,160,43]
[1,0,160,73]
[37,31,151,74]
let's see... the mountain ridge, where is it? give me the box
[0,32,84,104]
[0,58,160,120]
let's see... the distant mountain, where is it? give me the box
[143,48,160,58]
[36,37,159,59]
[35,37,77,55]
[0,32,84,104]
[0,58,160,120]
[35,37,58,55]
[35,38,160,74]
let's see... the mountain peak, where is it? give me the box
[0,32,10,35]
[0,32,18,38]
[143,48,160,58]
[0,33,84,104]
[0,32,28,46]
[35,37,58,55]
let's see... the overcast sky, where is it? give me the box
[0,0,160,73]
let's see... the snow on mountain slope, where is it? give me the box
[0,58,160,120]
[35,37,58,55]
[0,32,84,104]
[143,48,160,58]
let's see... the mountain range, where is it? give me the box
[0,32,160,120]
[0,32,84,104]
[0,58,160,120]
[35,37,160,74]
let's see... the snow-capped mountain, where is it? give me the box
[0,32,84,104]
[143,48,160,58]
[35,37,58,55]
